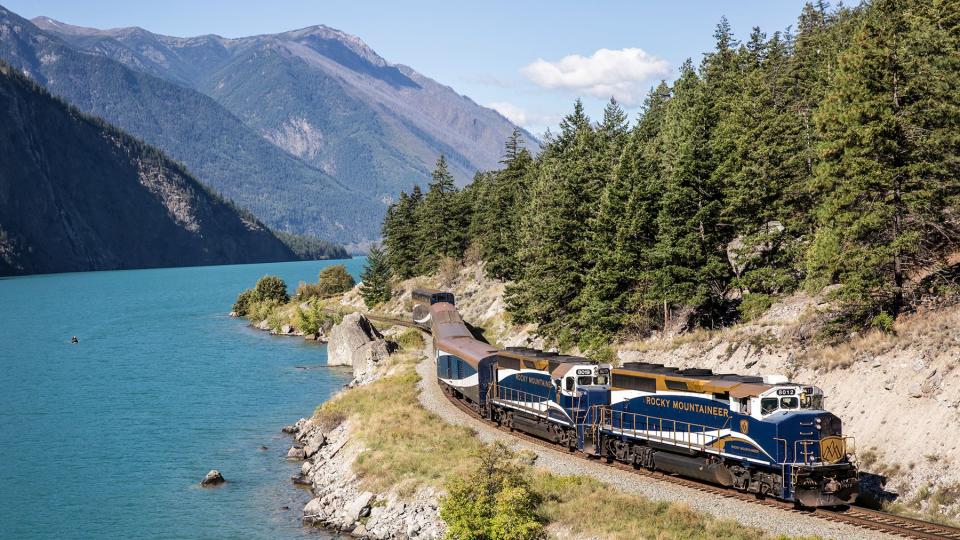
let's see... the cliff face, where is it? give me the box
[0,64,297,276]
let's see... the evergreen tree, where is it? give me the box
[577,85,669,339]
[507,103,598,341]
[359,244,393,307]
[418,155,468,269]
[648,60,730,326]
[473,130,534,280]
[807,0,960,317]
[382,188,419,279]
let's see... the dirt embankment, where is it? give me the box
[360,261,960,522]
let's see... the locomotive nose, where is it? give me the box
[816,413,843,438]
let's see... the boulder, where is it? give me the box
[303,497,326,525]
[281,324,294,334]
[304,437,324,459]
[287,446,306,460]
[327,313,392,379]
[200,469,225,487]
[344,491,374,523]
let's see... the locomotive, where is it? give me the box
[414,288,858,507]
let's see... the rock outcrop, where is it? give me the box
[284,416,443,539]
[327,313,392,381]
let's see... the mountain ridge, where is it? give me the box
[0,5,379,242]
[28,12,538,211]
[0,61,320,276]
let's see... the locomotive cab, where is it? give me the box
[554,364,611,425]
[754,384,858,506]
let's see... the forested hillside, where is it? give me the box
[381,0,960,352]
[0,62,336,276]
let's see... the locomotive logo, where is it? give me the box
[739,419,749,434]
[820,436,846,463]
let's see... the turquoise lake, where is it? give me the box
[0,259,367,539]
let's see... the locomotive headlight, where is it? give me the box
[815,418,823,429]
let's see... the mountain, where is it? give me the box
[0,5,380,243]
[28,15,538,220]
[0,61,307,276]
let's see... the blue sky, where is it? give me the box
[7,0,813,135]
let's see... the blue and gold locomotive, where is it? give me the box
[597,363,858,506]
[415,289,858,507]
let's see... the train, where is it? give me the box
[413,288,859,507]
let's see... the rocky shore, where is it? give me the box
[281,312,443,538]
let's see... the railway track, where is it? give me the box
[357,313,959,538]
[439,386,960,539]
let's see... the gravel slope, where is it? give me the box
[415,353,889,540]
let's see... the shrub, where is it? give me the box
[393,328,425,351]
[232,288,256,316]
[295,281,322,300]
[738,293,773,322]
[871,311,895,333]
[295,305,321,335]
[254,275,289,304]
[440,442,543,540]
[317,264,356,296]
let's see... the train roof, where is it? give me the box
[430,301,499,367]
[497,346,598,377]
[615,362,773,398]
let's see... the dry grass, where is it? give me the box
[310,338,799,538]
[799,303,960,371]
[620,328,720,353]
[884,482,960,526]
[531,474,790,540]
[314,352,483,495]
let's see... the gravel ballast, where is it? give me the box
[415,353,890,540]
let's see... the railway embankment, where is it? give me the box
[281,306,799,539]
[414,350,888,540]
[340,260,960,525]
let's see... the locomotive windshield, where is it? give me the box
[759,386,826,416]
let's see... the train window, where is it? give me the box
[565,378,574,392]
[664,380,689,391]
[761,398,779,415]
[577,376,592,386]
[780,397,799,409]
[611,374,656,392]
[595,374,609,386]
[810,395,823,409]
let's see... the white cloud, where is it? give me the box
[521,48,670,106]
[486,102,559,132]
[487,101,530,125]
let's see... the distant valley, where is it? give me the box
[0,4,533,244]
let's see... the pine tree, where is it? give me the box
[419,155,467,267]
[382,188,419,279]
[475,130,534,280]
[507,103,598,342]
[648,60,730,326]
[806,0,960,317]
[577,85,669,339]
[360,244,393,307]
